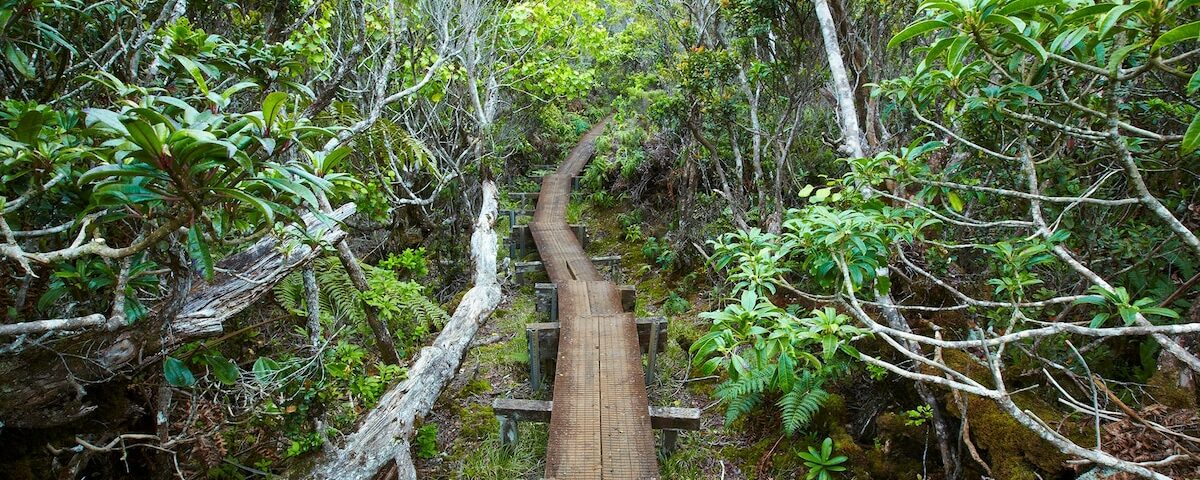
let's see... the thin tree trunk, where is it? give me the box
[812,0,959,476]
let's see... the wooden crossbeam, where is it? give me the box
[492,398,699,454]
[524,316,666,391]
[534,282,632,320]
[513,252,612,284]
[508,223,587,259]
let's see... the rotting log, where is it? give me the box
[0,204,356,429]
[310,181,502,480]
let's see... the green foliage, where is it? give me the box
[1073,286,1180,328]
[415,424,440,459]
[641,236,676,270]
[797,438,848,480]
[663,291,691,315]
[274,257,448,353]
[380,247,430,278]
[903,405,934,427]
[691,289,866,434]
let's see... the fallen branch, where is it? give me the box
[311,181,502,480]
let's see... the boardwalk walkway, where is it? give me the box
[530,123,659,479]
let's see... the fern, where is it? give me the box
[777,371,830,435]
[715,365,775,425]
[273,256,449,350]
[273,257,364,326]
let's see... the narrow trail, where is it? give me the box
[530,122,659,479]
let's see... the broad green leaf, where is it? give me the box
[1139,307,1180,319]
[1105,42,1144,70]
[1065,4,1117,24]
[874,275,891,295]
[1097,4,1139,39]
[206,355,239,385]
[253,356,281,384]
[187,227,214,281]
[5,44,34,79]
[122,119,165,159]
[164,356,196,387]
[889,20,951,49]
[173,55,209,95]
[84,108,128,134]
[1188,69,1200,95]
[1183,111,1200,154]
[798,185,815,198]
[1152,20,1200,53]
[1002,33,1049,65]
[215,188,276,225]
[947,191,965,212]
[262,92,288,135]
[998,0,1056,15]
[14,111,45,145]
[78,163,163,184]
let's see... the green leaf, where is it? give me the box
[811,188,832,202]
[262,92,288,135]
[798,184,815,198]
[206,355,239,385]
[173,54,209,95]
[1152,20,1200,53]
[78,163,164,184]
[874,275,891,296]
[85,108,129,134]
[1183,111,1200,154]
[122,119,165,159]
[14,110,45,144]
[1187,68,1200,95]
[1139,307,1180,319]
[1002,33,1048,65]
[1097,4,1138,40]
[164,356,196,387]
[5,44,34,79]
[889,20,951,49]
[947,190,965,212]
[214,188,276,225]
[253,356,281,384]
[187,227,214,281]
[998,0,1055,15]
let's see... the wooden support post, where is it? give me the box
[492,399,697,454]
[491,399,699,431]
[569,223,588,249]
[499,209,517,228]
[661,429,679,456]
[510,224,533,259]
[524,317,666,377]
[534,283,558,322]
[499,414,518,448]
[526,325,543,391]
[511,192,539,204]
[646,310,659,386]
[592,255,623,283]
[618,285,636,313]
[572,175,581,190]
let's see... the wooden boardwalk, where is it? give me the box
[530,123,659,479]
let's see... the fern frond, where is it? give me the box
[778,372,830,435]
